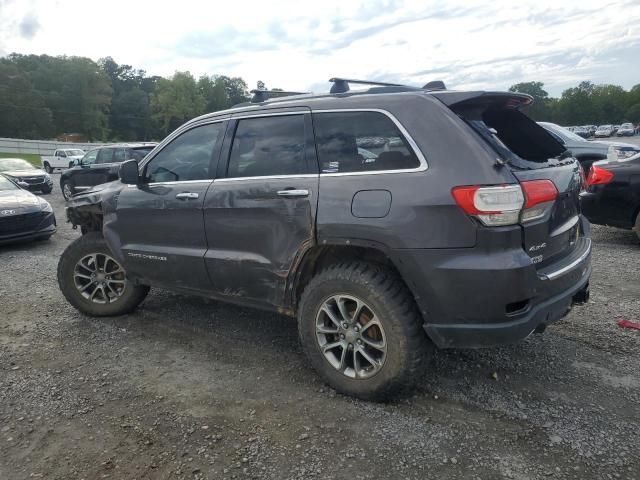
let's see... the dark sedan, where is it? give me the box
[581,154,640,241]
[0,174,56,245]
[0,158,53,194]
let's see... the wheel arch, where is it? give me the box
[288,241,422,317]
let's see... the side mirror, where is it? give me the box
[118,159,140,185]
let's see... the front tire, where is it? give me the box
[61,180,74,200]
[41,186,52,194]
[298,262,432,401]
[57,232,149,316]
[44,162,53,174]
[634,211,640,242]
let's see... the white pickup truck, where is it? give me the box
[41,148,86,173]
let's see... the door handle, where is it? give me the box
[277,189,309,198]
[175,192,199,200]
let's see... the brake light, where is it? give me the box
[586,165,614,186]
[520,179,558,222]
[453,180,558,226]
[452,185,524,226]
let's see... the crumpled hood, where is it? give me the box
[0,188,43,214]
[67,180,124,208]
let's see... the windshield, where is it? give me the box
[621,123,633,129]
[539,122,585,143]
[0,175,19,191]
[67,149,84,156]
[0,158,35,171]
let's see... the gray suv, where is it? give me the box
[57,79,592,400]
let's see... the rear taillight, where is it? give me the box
[520,179,558,222]
[452,185,524,226]
[452,180,558,226]
[586,165,614,186]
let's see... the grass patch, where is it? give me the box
[0,152,42,167]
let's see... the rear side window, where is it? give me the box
[227,115,306,178]
[313,111,420,173]
[96,148,113,164]
[113,148,127,163]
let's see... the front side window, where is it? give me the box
[227,115,306,178]
[313,111,420,173]
[144,123,223,183]
[58,151,67,158]
[82,150,98,165]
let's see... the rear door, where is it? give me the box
[203,110,318,309]
[441,93,586,268]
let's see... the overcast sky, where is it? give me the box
[0,0,638,96]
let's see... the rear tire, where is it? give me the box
[57,232,149,317]
[61,180,74,200]
[298,261,432,401]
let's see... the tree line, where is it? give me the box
[1,53,639,141]
[509,81,640,126]
[0,54,251,141]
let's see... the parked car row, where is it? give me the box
[566,123,638,138]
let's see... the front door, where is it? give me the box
[112,120,227,291]
[203,112,318,309]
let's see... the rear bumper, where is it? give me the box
[424,263,590,348]
[391,219,592,348]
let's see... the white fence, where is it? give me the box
[0,137,108,157]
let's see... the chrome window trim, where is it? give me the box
[214,174,317,183]
[231,111,308,120]
[126,179,214,187]
[312,108,428,177]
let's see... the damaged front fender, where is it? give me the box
[66,181,124,233]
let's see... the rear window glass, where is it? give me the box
[313,112,420,173]
[461,108,565,163]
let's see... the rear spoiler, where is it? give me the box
[429,91,533,109]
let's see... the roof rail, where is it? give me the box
[250,89,309,103]
[329,77,405,94]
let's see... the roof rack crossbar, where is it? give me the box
[250,89,309,103]
[329,77,405,94]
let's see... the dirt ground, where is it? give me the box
[1,174,639,480]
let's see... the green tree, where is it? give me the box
[150,71,205,136]
[0,61,54,138]
[509,81,550,120]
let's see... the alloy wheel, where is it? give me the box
[73,253,127,304]
[63,183,73,200]
[315,294,387,379]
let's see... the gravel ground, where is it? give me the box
[1,175,639,480]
